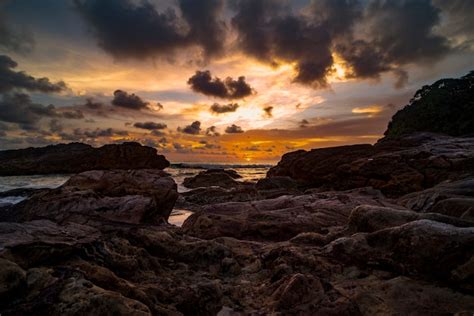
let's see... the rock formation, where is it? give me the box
[0,142,169,176]
[182,169,245,189]
[0,169,178,225]
[268,133,474,196]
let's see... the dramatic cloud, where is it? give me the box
[112,90,149,110]
[0,55,66,93]
[230,0,458,87]
[133,121,167,130]
[263,106,273,118]
[335,0,449,81]
[210,102,239,114]
[225,124,244,134]
[205,125,220,136]
[0,10,34,54]
[75,0,226,60]
[188,70,253,99]
[231,0,335,87]
[178,121,201,135]
[178,0,226,58]
[0,93,82,130]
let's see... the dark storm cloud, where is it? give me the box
[0,93,81,130]
[335,0,450,81]
[75,0,226,60]
[0,92,51,130]
[230,0,460,87]
[0,10,35,54]
[188,70,253,99]
[230,0,335,87]
[210,102,239,114]
[0,55,67,93]
[112,90,149,110]
[133,121,167,130]
[225,124,244,134]
[178,121,201,135]
[178,0,226,58]
[263,106,273,118]
[205,125,220,136]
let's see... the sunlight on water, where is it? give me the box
[168,209,193,227]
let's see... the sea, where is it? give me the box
[0,164,271,226]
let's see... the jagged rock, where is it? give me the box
[333,276,474,315]
[0,169,178,225]
[178,186,259,210]
[328,220,474,289]
[256,176,299,191]
[0,142,169,176]
[348,205,474,233]
[398,178,474,221]
[182,187,397,241]
[268,133,474,197]
[183,169,244,189]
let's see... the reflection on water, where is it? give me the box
[168,209,193,227]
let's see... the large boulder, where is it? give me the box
[268,133,474,197]
[182,187,397,241]
[183,169,245,189]
[348,205,473,233]
[398,178,474,221]
[0,142,169,176]
[328,220,474,289]
[0,169,178,225]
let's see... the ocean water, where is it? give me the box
[0,164,271,226]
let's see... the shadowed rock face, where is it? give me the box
[268,133,474,197]
[0,142,169,176]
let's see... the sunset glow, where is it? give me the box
[0,0,472,163]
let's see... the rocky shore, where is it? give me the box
[1,73,473,314]
[0,132,472,315]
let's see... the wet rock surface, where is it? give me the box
[1,135,473,314]
[0,142,169,176]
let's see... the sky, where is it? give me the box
[0,0,473,163]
